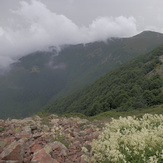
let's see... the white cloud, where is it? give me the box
[87,16,137,41]
[0,27,4,36]
[0,0,138,69]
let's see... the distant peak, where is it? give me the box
[133,30,163,38]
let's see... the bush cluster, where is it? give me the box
[83,114,163,163]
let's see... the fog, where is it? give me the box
[1,0,162,69]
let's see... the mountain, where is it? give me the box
[44,45,163,116]
[1,31,163,119]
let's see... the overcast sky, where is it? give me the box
[0,0,163,69]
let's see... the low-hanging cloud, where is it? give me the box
[0,0,138,69]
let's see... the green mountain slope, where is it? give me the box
[56,31,163,97]
[1,31,163,119]
[44,46,163,116]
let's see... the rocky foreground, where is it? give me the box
[0,115,102,163]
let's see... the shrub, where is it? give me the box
[83,114,163,163]
[0,126,4,132]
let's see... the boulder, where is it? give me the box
[31,148,56,163]
[48,114,59,119]
[31,144,60,163]
[31,142,43,153]
[0,140,8,149]
[49,141,67,151]
[0,120,5,127]
[33,115,42,122]
[0,138,26,161]
[50,119,59,125]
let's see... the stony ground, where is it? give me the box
[0,115,103,163]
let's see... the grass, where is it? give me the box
[0,126,5,132]
[62,112,88,119]
[89,104,163,121]
[37,111,51,118]
[37,104,163,123]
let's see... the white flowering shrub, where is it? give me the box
[83,114,163,163]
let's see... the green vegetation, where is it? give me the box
[89,104,163,121]
[0,127,5,132]
[37,110,51,118]
[82,114,163,163]
[41,117,49,125]
[62,112,88,119]
[55,133,70,148]
[49,126,70,148]
[44,45,163,116]
[36,105,163,122]
[1,31,163,119]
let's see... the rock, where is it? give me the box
[32,133,42,139]
[10,119,19,124]
[15,129,31,139]
[75,118,89,125]
[42,125,49,132]
[50,119,59,125]
[73,140,80,146]
[5,118,10,125]
[0,114,103,163]
[48,141,67,158]
[0,140,8,148]
[0,120,5,127]
[33,115,42,121]
[1,137,15,146]
[22,117,33,121]
[73,131,79,138]
[0,161,20,163]
[22,126,31,134]
[48,114,59,119]
[7,130,13,136]
[61,118,70,125]
[59,150,67,157]
[92,131,100,139]
[0,138,26,161]
[31,125,38,134]
[21,119,36,125]
[71,154,78,161]
[79,131,87,136]
[65,128,72,135]
[80,156,87,163]
[84,128,92,134]
[23,157,31,163]
[31,142,43,153]
[31,148,55,163]
[49,141,67,151]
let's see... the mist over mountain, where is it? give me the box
[0,0,138,69]
[44,45,163,116]
[0,31,163,119]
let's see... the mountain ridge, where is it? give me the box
[44,45,163,116]
[1,31,163,119]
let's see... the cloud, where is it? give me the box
[0,0,138,69]
[86,16,137,41]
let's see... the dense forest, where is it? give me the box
[44,46,163,116]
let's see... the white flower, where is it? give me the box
[83,114,163,162]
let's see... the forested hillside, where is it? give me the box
[1,31,163,119]
[44,46,163,116]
